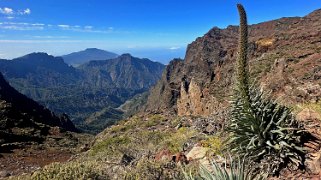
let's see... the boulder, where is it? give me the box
[0,170,10,178]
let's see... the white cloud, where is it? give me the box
[57,24,114,33]
[0,21,118,34]
[0,7,13,15]
[23,8,31,15]
[0,22,44,30]
[0,25,43,30]
[31,35,69,39]
[17,8,31,15]
[58,24,70,28]
[58,24,85,31]
[0,40,82,43]
[31,23,45,26]
[0,7,31,19]
[5,22,28,25]
[169,46,180,50]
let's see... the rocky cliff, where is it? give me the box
[146,9,321,118]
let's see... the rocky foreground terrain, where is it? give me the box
[0,72,93,178]
[2,7,321,180]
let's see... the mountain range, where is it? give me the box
[0,53,165,133]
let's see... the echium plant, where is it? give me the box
[228,4,307,175]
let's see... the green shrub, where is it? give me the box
[136,130,169,146]
[125,158,184,179]
[144,114,166,128]
[31,161,103,180]
[162,127,196,153]
[90,135,131,156]
[170,117,182,128]
[200,136,223,155]
[109,124,131,134]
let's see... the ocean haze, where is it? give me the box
[0,45,186,64]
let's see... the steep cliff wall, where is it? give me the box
[145,9,321,117]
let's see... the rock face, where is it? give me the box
[177,78,221,116]
[144,59,184,114]
[146,9,321,117]
[0,72,77,149]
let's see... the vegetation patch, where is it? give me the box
[295,101,321,117]
[144,114,166,128]
[256,38,275,47]
[125,157,185,179]
[200,136,223,155]
[162,127,197,153]
[89,135,131,156]
[30,161,103,180]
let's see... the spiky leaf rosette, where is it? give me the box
[183,156,267,180]
[229,87,306,175]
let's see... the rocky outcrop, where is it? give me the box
[146,9,321,118]
[177,79,221,116]
[145,59,184,114]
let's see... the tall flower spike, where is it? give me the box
[236,4,250,105]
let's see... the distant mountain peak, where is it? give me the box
[13,52,66,64]
[62,48,118,67]
[18,52,52,59]
[119,53,134,60]
[120,53,132,57]
[85,48,101,51]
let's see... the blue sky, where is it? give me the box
[0,0,320,64]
